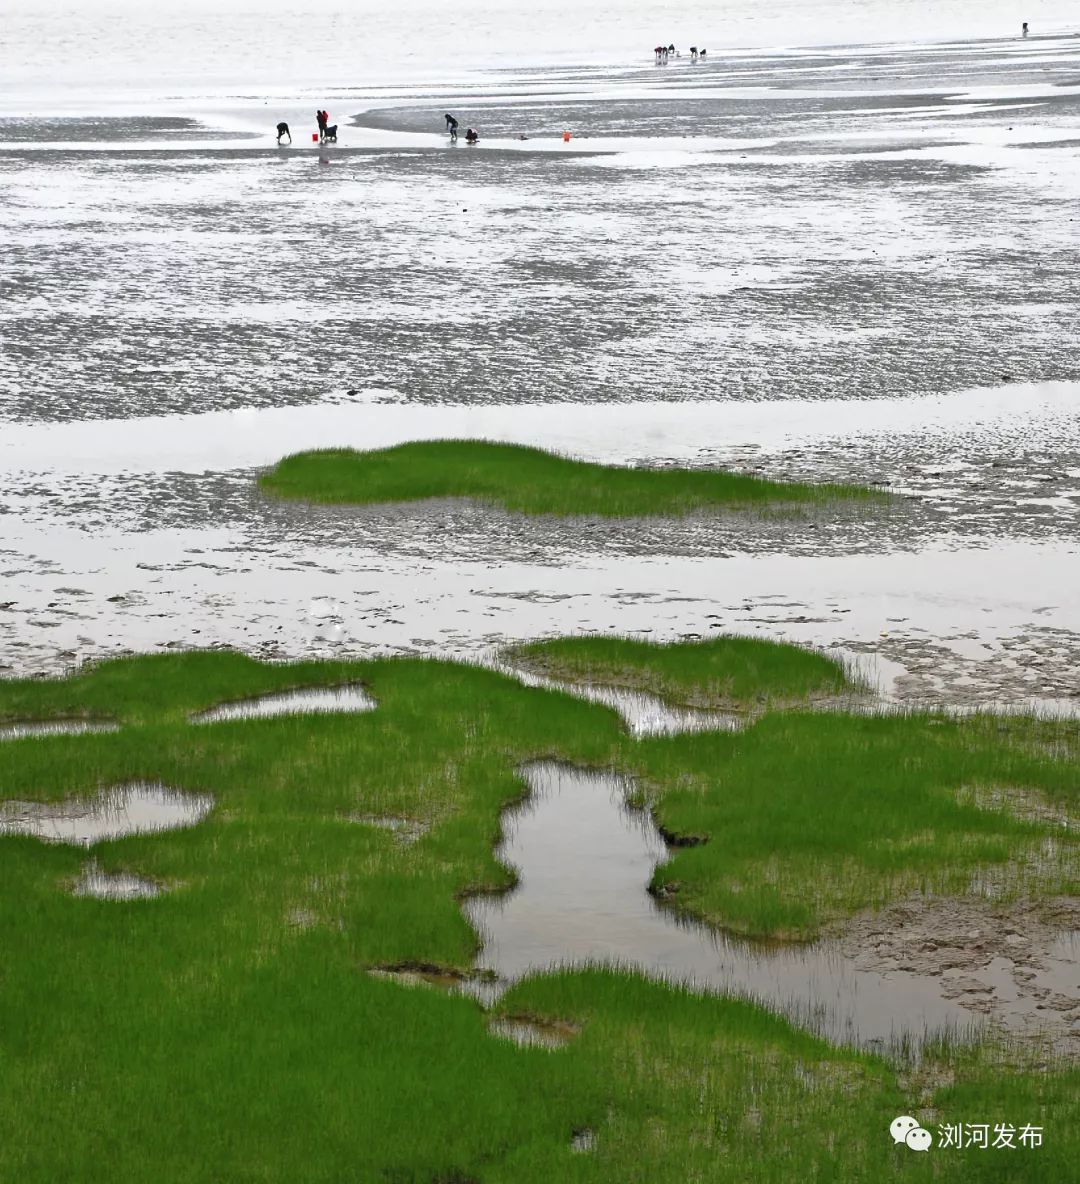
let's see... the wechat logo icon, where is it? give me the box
[891,1115,933,1152]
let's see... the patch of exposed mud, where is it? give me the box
[488,1015,580,1049]
[841,627,1080,711]
[347,814,430,844]
[837,896,1080,1054]
[368,961,487,990]
[960,783,1076,830]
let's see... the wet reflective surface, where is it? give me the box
[465,762,1079,1049]
[0,781,214,845]
[193,685,376,722]
[497,662,740,736]
[72,860,163,899]
[0,719,117,741]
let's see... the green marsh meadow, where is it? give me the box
[258,440,881,516]
[1,642,1078,1180]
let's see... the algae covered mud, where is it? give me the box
[2,5,1080,1179]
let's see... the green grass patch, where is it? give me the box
[505,633,859,710]
[258,440,881,517]
[0,649,1077,1181]
[632,710,1079,939]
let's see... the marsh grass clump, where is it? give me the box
[505,633,860,711]
[0,650,371,728]
[258,440,881,517]
[0,649,1077,1180]
[632,707,1080,939]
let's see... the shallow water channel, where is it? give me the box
[0,720,118,741]
[466,761,985,1051]
[496,663,740,737]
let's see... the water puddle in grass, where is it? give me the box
[497,664,740,737]
[72,860,163,899]
[464,761,986,1051]
[0,781,214,845]
[0,719,118,741]
[193,685,375,722]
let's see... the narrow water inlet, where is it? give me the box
[0,781,214,845]
[464,761,984,1050]
[0,720,118,741]
[193,684,376,723]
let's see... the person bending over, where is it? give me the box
[276,121,291,144]
[445,113,459,141]
[465,127,479,144]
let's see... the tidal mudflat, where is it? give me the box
[3,21,1080,1180]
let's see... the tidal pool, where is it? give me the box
[0,781,214,845]
[72,860,163,899]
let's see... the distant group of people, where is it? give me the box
[274,109,486,149]
[274,111,336,145]
[279,26,1036,150]
[445,114,479,143]
[654,44,705,64]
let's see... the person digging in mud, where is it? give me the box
[276,122,291,144]
[465,127,479,144]
[445,113,459,141]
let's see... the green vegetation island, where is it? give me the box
[0,638,1076,1181]
[258,440,882,516]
